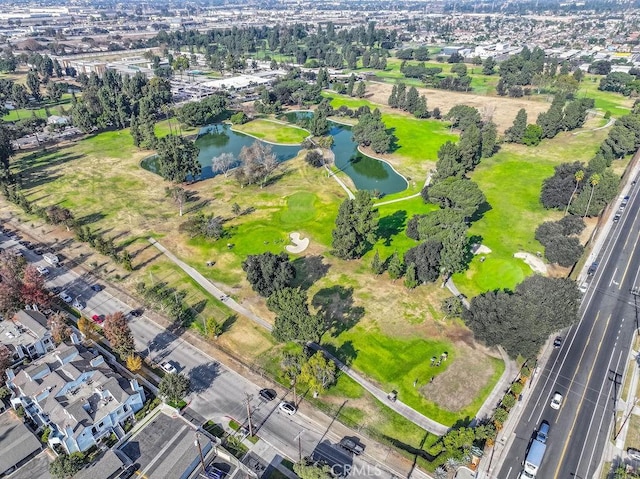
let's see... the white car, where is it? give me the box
[161,361,177,374]
[550,392,563,410]
[59,292,73,303]
[278,401,297,415]
[519,470,535,479]
[36,266,49,276]
[72,299,85,310]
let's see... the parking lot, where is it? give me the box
[119,411,228,479]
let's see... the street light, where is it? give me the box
[195,432,206,473]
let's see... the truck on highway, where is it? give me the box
[523,438,546,476]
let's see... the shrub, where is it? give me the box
[230,112,249,125]
[305,150,325,167]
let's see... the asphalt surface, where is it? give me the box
[498,186,640,478]
[0,229,405,479]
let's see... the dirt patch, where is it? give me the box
[514,252,548,275]
[420,341,498,412]
[366,82,550,132]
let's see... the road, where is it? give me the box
[0,230,410,479]
[498,186,640,478]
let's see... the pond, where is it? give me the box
[142,115,408,196]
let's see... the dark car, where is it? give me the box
[339,437,365,455]
[259,389,277,401]
[49,286,61,295]
[17,240,29,247]
[587,262,598,275]
[24,242,35,250]
[33,248,44,255]
[129,309,143,317]
[91,284,103,292]
[553,336,562,348]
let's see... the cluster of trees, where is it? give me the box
[332,190,379,260]
[153,22,396,72]
[235,141,280,187]
[535,216,585,267]
[421,63,472,92]
[254,70,323,114]
[534,95,594,141]
[463,276,580,358]
[351,107,395,154]
[428,424,496,468]
[135,281,191,323]
[242,252,296,297]
[155,134,201,183]
[396,47,431,61]
[72,70,172,135]
[599,71,640,96]
[597,106,640,165]
[332,73,366,98]
[159,372,191,405]
[387,83,429,118]
[180,213,225,240]
[103,311,135,360]
[541,161,619,217]
[281,346,337,404]
[49,452,87,479]
[175,94,227,127]
[0,251,50,317]
[435,105,497,178]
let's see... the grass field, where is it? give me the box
[232,119,309,144]
[575,74,635,117]
[453,127,610,296]
[3,95,73,122]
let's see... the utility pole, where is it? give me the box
[293,430,304,461]
[610,368,623,439]
[244,393,254,437]
[615,398,638,440]
[195,432,206,473]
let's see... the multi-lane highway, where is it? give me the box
[0,229,413,479]
[498,184,640,478]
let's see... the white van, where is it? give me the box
[43,253,59,266]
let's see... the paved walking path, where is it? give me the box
[324,160,355,199]
[374,171,433,207]
[307,343,449,436]
[150,237,451,435]
[148,238,273,331]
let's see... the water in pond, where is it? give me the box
[141,116,407,196]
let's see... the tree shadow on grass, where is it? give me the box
[468,201,492,223]
[377,210,407,246]
[75,211,107,227]
[321,340,358,366]
[312,285,364,337]
[291,255,330,290]
[222,314,237,332]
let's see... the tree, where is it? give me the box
[331,190,379,260]
[425,177,486,218]
[347,74,356,97]
[45,205,74,229]
[541,162,585,210]
[463,276,580,358]
[0,344,12,381]
[103,311,135,360]
[435,141,463,179]
[351,108,393,154]
[205,317,224,339]
[387,251,404,280]
[242,252,296,297]
[482,57,496,75]
[583,173,601,218]
[404,262,418,289]
[268,287,324,342]
[236,141,279,187]
[544,235,584,267]
[159,372,190,404]
[305,150,325,168]
[77,316,99,342]
[505,109,527,143]
[21,265,50,308]
[211,152,236,177]
[371,250,384,274]
[565,169,585,215]
[299,351,336,397]
[457,123,482,171]
[404,241,442,284]
[522,124,543,146]
[126,354,142,372]
[165,186,187,216]
[0,252,27,316]
[49,452,85,479]
[481,121,497,158]
[0,122,15,174]
[26,71,41,101]
[156,134,201,183]
[294,459,332,479]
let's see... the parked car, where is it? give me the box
[259,389,277,401]
[161,361,177,374]
[72,298,84,310]
[278,401,297,415]
[129,309,143,317]
[613,213,621,222]
[587,262,598,275]
[59,291,73,303]
[36,265,49,276]
[90,284,103,292]
[550,392,563,410]
[49,286,61,295]
[339,437,364,455]
[91,314,105,324]
[628,448,640,461]
[622,195,630,206]
[33,248,44,255]
[553,336,562,348]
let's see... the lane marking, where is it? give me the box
[610,267,618,287]
[619,233,640,289]
[577,348,625,478]
[553,314,612,477]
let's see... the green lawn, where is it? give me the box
[453,127,609,296]
[3,95,73,122]
[576,74,635,117]
[232,119,309,144]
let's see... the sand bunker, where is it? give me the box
[514,252,548,275]
[286,232,309,254]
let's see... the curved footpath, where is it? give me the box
[149,237,513,436]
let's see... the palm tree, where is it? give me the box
[584,173,601,218]
[565,169,584,215]
[434,467,448,479]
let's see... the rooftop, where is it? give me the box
[0,411,42,475]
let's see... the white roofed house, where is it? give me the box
[6,342,145,453]
[0,310,56,362]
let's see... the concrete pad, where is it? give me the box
[514,252,548,275]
